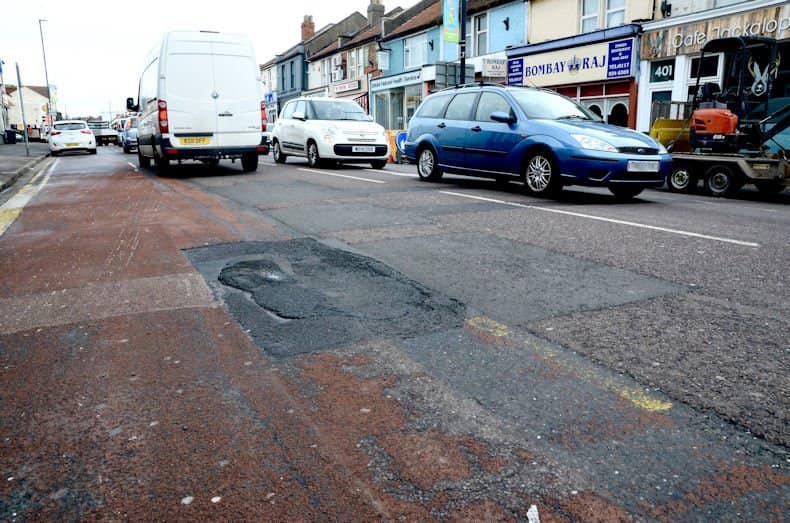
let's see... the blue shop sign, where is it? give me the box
[606,39,633,79]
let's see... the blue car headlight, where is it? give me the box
[571,134,618,153]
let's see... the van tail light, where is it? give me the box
[158,99,169,134]
[50,130,62,136]
[261,101,267,132]
[80,129,92,135]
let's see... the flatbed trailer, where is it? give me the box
[668,152,789,196]
[87,121,118,146]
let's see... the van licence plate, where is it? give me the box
[181,137,210,145]
[66,143,80,147]
[352,145,376,153]
[628,160,659,172]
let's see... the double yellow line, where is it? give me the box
[466,315,673,413]
[0,158,56,238]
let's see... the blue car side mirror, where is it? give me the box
[490,111,515,124]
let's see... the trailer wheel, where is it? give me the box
[668,165,695,193]
[704,165,740,197]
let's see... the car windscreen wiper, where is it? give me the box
[556,114,590,120]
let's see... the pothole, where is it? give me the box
[187,239,466,356]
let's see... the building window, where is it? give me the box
[290,62,295,89]
[606,0,625,28]
[581,0,598,32]
[474,13,488,57]
[281,65,286,91]
[321,59,330,86]
[348,52,356,80]
[404,33,428,69]
[357,48,365,79]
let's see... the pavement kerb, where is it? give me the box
[0,153,51,193]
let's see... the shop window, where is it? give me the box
[581,0,598,33]
[606,82,630,95]
[581,84,604,97]
[689,54,719,79]
[406,84,423,123]
[587,104,603,118]
[390,90,405,129]
[608,103,628,127]
[556,87,578,98]
[606,0,625,28]
[374,93,389,128]
[688,54,721,102]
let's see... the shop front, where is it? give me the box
[637,0,790,132]
[370,69,425,131]
[507,25,640,128]
[331,78,370,113]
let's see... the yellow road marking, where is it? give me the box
[468,315,673,413]
[0,159,56,237]
[466,316,510,337]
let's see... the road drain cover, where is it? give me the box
[187,239,465,356]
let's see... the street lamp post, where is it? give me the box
[38,19,53,126]
[459,0,467,84]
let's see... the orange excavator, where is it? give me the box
[650,36,789,196]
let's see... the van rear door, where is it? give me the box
[164,39,217,146]
[211,37,261,148]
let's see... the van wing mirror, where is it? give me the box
[490,111,515,124]
[126,97,139,112]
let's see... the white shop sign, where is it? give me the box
[370,69,423,92]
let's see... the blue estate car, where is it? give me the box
[404,84,672,199]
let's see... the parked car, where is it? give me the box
[48,120,97,156]
[271,97,389,169]
[115,117,130,147]
[404,84,672,199]
[126,31,268,173]
[123,117,139,153]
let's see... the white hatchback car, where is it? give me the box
[271,97,389,169]
[48,120,97,156]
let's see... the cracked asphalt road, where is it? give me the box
[0,148,787,521]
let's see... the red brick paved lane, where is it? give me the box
[1,153,786,521]
[0,155,541,520]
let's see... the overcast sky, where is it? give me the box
[1,0,420,119]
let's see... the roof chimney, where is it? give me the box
[301,15,315,41]
[368,0,385,28]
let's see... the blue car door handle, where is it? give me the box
[471,126,482,132]
[437,122,446,128]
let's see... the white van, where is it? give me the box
[127,31,268,173]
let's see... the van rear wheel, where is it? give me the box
[241,153,258,172]
[155,153,170,175]
[138,149,151,168]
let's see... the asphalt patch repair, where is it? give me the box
[186,238,466,356]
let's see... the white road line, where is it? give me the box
[364,168,418,178]
[439,190,760,248]
[127,162,138,171]
[298,168,386,184]
[0,159,58,237]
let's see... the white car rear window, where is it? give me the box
[55,122,87,130]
